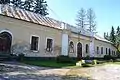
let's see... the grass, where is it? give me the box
[22,60,76,68]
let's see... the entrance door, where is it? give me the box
[0,32,12,53]
[77,42,82,60]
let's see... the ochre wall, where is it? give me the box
[0,15,62,57]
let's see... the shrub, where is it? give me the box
[56,55,73,63]
[104,55,113,60]
[17,53,25,61]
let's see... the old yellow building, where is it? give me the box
[0,4,117,59]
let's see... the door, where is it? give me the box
[0,32,12,53]
[77,42,82,60]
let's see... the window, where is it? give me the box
[46,38,53,52]
[106,48,107,55]
[112,50,113,55]
[101,47,103,54]
[97,46,99,54]
[31,36,39,51]
[109,48,111,55]
[86,44,89,53]
[69,41,74,53]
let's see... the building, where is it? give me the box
[0,4,117,59]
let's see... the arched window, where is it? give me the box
[86,44,89,53]
[69,41,74,53]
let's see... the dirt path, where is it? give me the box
[0,62,120,80]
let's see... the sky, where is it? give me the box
[46,0,120,37]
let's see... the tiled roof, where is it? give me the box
[0,4,63,29]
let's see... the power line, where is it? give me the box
[47,5,62,22]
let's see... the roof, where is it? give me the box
[0,4,112,44]
[94,34,112,43]
[0,4,63,30]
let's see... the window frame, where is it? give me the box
[86,44,89,53]
[30,35,40,52]
[45,37,54,52]
[106,48,107,55]
[69,41,74,53]
[97,46,99,54]
[101,47,103,54]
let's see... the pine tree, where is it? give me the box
[104,32,106,39]
[76,8,86,28]
[110,26,116,44]
[116,26,120,49]
[23,0,34,11]
[34,0,48,16]
[11,0,23,8]
[0,0,10,4]
[116,26,120,35]
[87,8,96,32]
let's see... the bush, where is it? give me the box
[56,55,73,63]
[103,55,116,61]
[104,55,112,60]
[17,53,25,61]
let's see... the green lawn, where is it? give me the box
[22,60,76,68]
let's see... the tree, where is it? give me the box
[110,26,116,44]
[104,32,106,39]
[76,8,86,28]
[87,8,96,32]
[22,0,34,11]
[11,0,23,8]
[34,0,48,16]
[115,26,120,51]
[116,26,120,35]
[0,0,10,4]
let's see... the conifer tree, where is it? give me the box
[34,0,48,16]
[0,0,10,4]
[110,26,116,44]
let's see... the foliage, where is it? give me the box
[10,0,48,16]
[0,0,10,4]
[110,26,116,44]
[11,0,23,8]
[34,0,48,16]
[17,53,25,61]
[103,55,116,60]
[87,8,96,32]
[56,55,74,63]
[76,8,96,32]
[76,8,86,28]
[104,26,120,53]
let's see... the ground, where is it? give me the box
[0,62,120,80]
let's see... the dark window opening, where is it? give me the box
[46,38,53,52]
[106,48,107,55]
[101,47,103,54]
[86,44,89,53]
[97,46,99,54]
[31,36,39,51]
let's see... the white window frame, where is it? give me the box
[30,35,40,52]
[45,37,54,52]
[69,40,74,53]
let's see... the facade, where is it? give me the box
[0,4,117,59]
